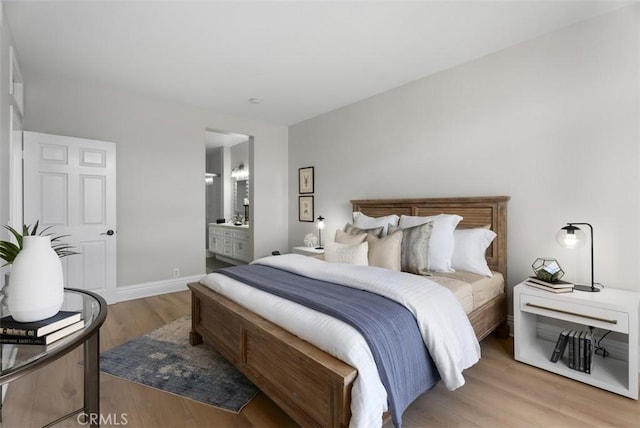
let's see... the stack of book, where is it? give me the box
[550,328,593,374]
[525,276,574,293]
[0,311,84,345]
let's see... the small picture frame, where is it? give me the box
[298,166,314,194]
[298,195,314,222]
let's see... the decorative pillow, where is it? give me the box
[344,223,383,238]
[352,212,399,236]
[335,229,367,245]
[399,214,463,272]
[389,222,433,275]
[366,228,403,271]
[324,241,369,265]
[451,228,497,277]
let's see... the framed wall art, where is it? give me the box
[298,166,314,194]
[298,195,314,222]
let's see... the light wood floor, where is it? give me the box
[206,257,234,274]
[2,290,639,427]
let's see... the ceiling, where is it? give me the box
[4,1,630,126]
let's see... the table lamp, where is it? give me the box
[316,216,325,250]
[556,222,599,292]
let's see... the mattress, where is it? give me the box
[430,271,505,314]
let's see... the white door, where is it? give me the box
[23,132,117,303]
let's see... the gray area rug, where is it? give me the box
[100,315,258,413]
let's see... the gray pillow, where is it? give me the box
[389,221,433,276]
[344,223,383,238]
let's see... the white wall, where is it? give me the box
[289,6,640,299]
[0,8,18,278]
[24,73,288,288]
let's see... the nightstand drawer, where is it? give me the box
[520,293,628,334]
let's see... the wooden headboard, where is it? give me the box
[351,196,510,281]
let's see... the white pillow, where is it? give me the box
[324,240,369,265]
[451,228,497,277]
[399,214,463,272]
[352,212,399,236]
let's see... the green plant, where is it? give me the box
[0,221,77,267]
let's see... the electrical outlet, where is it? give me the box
[173,268,180,278]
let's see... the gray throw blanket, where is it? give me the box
[217,264,440,427]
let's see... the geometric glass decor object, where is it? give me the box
[531,257,565,282]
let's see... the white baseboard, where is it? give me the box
[115,274,204,303]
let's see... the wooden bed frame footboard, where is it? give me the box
[189,281,358,428]
[190,196,510,427]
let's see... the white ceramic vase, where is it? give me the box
[8,236,64,322]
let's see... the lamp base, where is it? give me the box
[315,246,324,250]
[573,283,600,292]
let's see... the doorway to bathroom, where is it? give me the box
[205,129,253,272]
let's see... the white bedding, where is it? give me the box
[200,254,480,428]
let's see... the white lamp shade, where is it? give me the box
[556,226,587,249]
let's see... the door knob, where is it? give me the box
[101,230,115,236]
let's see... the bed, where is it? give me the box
[188,196,509,427]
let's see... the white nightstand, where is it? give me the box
[292,246,325,258]
[514,282,639,399]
